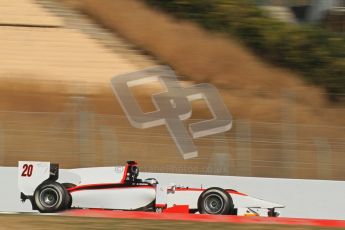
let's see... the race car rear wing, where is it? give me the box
[18,161,59,196]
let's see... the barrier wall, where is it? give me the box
[1,167,344,220]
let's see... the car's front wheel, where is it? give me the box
[198,187,234,215]
[33,181,70,213]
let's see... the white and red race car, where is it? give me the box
[18,161,284,216]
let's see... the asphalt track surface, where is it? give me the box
[1,210,345,229]
[64,210,345,228]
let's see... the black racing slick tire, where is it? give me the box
[33,181,70,213]
[62,183,76,209]
[197,187,234,215]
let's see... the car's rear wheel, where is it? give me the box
[34,181,70,213]
[62,183,76,209]
[198,187,234,215]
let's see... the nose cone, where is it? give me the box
[248,198,285,209]
[232,193,285,209]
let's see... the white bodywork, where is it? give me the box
[18,161,284,215]
[18,161,50,196]
[67,166,125,185]
[71,187,155,210]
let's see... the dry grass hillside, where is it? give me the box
[62,0,344,125]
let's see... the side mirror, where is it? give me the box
[167,183,176,193]
[144,178,158,185]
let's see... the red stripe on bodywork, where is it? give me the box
[67,184,153,193]
[226,189,248,196]
[175,188,247,196]
[175,188,204,192]
[68,183,116,192]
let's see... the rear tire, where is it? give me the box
[33,181,70,213]
[62,183,75,209]
[198,187,234,215]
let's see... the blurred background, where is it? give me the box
[0,0,344,180]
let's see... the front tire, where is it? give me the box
[33,181,70,213]
[198,187,234,215]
